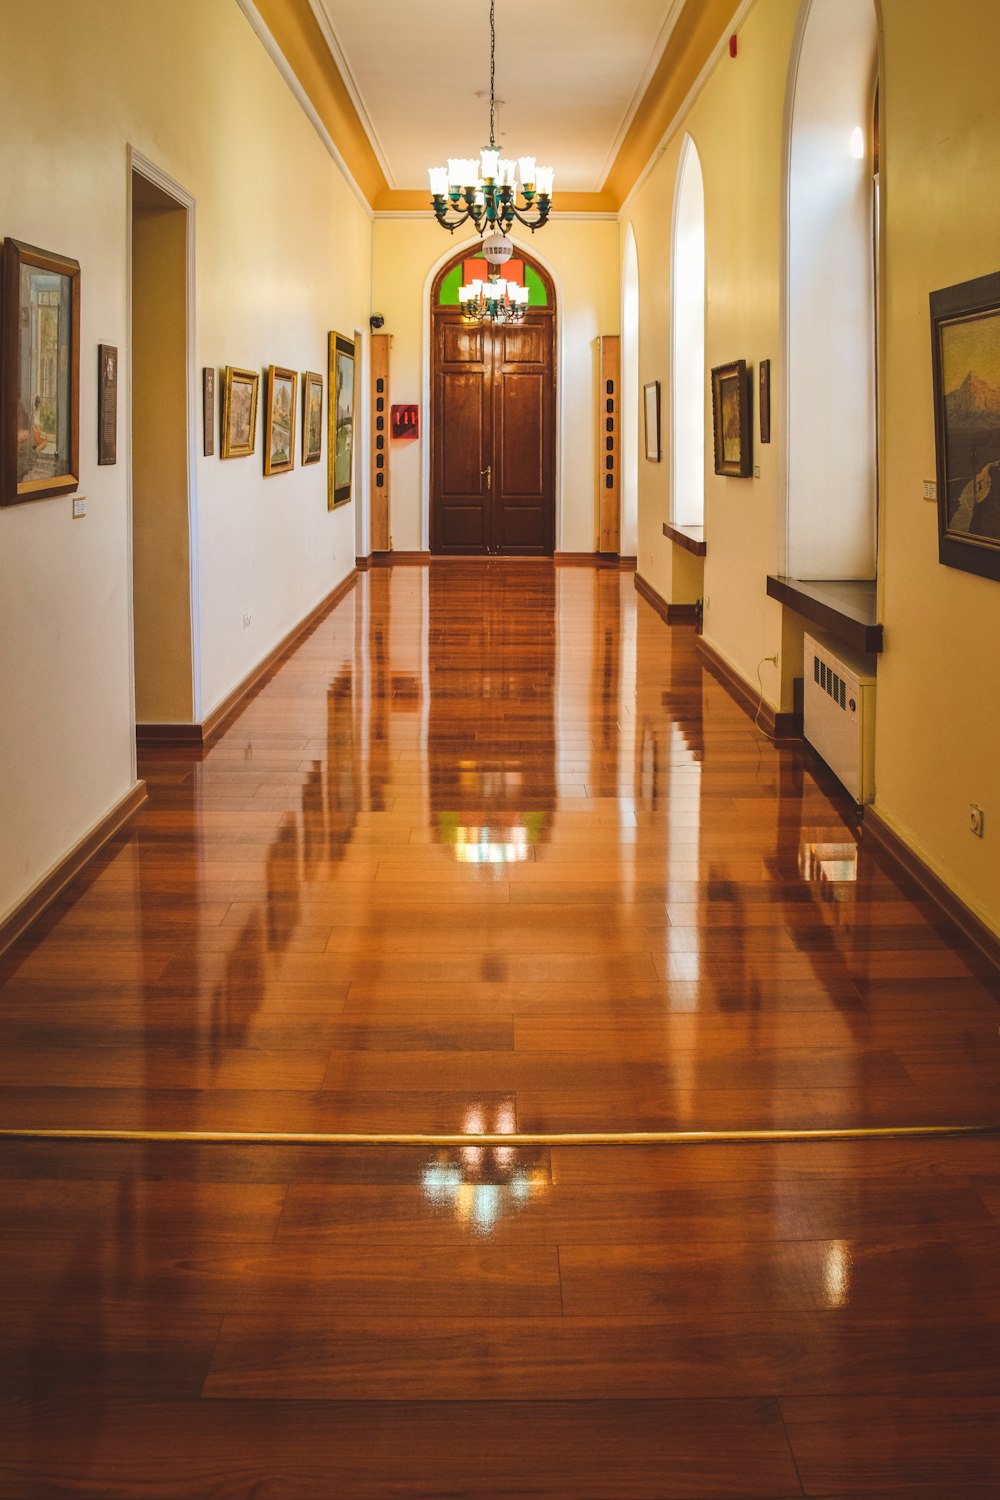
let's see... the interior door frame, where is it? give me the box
[421,235,563,553]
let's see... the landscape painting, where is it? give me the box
[264,365,296,476]
[931,270,1000,582]
[302,371,323,465]
[221,366,259,460]
[328,331,355,507]
[711,359,751,477]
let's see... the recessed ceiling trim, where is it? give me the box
[234,0,375,217]
[594,0,687,190]
[306,0,398,188]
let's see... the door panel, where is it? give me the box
[432,296,554,556]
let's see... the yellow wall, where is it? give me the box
[622,0,1000,938]
[132,182,193,723]
[0,0,371,923]
[371,217,620,554]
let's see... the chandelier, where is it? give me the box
[427,0,554,237]
[458,273,529,326]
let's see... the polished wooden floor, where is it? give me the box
[2,561,999,1495]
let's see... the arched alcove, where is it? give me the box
[621,224,640,557]
[671,136,706,529]
[786,0,879,579]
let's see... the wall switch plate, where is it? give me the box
[970,803,985,837]
[753,465,760,478]
[242,613,252,629]
[72,497,87,518]
[923,480,937,501]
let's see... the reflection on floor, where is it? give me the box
[1,562,999,1495]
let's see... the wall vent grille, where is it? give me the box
[814,655,847,709]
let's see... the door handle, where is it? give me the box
[480,464,492,491]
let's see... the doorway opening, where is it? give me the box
[621,225,640,558]
[430,246,556,555]
[130,163,197,727]
[671,136,706,530]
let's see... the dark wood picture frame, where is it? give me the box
[759,358,771,444]
[711,359,752,477]
[643,380,661,462]
[97,343,117,466]
[930,268,1000,583]
[1,238,81,505]
[302,370,323,465]
[264,364,297,476]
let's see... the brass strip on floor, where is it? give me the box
[1,1125,999,1146]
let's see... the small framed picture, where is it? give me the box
[98,343,118,466]
[264,365,297,476]
[1,238,81,505]
[643,380,661,462]
[931,269,1000,583]
[759,359,771,444]
[220,366,259,459]
[711,359,752,477]
[329,331,356,508]
[203,367,216,456]
[302,371,323,465]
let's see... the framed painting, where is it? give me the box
[264,365,296,476]
[759,358,771,444]
[711,359,752,477]
[931,269,1000,582]
[220,366,259,459]
[643,380,661,462]
[1,239,81,505]
[329,331,355,508]
[203,367,215,457]
[97,343,118,466]
[302,370,323,465]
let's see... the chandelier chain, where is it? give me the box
[489,0,496,149]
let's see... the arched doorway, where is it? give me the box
[431,245,556,555]
[621,225,640,558]
[671,135,705,530]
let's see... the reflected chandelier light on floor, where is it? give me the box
[427,0,554,238]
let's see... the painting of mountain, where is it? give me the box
[939,308,1000,544]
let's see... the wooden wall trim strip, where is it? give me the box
[634,571,696,623]
[863,807,1000,977]
[372,551,431,566]
[0,781,148,958]
[695,635,803,742]
[137,570,359,750]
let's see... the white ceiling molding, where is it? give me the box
[233,0,375,218]
[618,0,757,219]
[306,0,397,188]
[595,0,687,190]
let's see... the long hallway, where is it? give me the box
[2,563,1000,1494]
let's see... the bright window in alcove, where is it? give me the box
[786,0,879,580]
[671,136,705,529]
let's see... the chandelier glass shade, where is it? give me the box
[428,1,553,236]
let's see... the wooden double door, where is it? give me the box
[432,306,555,555]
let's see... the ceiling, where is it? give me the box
[309,0,685,194]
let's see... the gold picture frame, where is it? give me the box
[264,365,297,476]
[711,359,752,477]
[1,238,81,505]
[328,331,355,508]
[302,370,323,465]
[220,366,259,459]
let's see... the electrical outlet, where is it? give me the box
[242,613,252,629]
[970,804,985,837]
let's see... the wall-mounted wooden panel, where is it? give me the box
[598,336,620,554]
[370,333,391,552]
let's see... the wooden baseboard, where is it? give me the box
[863,807,1000,976]
[619,555,638,572]
[695,636,803,741]
[372,551,431,566]
[138,570,358,751]
[355,555,372,571]
[556,551,621,568]
[634,572,698,624]
[0,781,148,959]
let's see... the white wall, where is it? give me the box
[0,0,372,923]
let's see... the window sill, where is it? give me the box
[766,575,883,654]
[663,522,706,557]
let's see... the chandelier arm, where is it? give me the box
[507,203,552,231]
[431,204,476,233]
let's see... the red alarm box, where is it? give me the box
[391,404,419,438]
